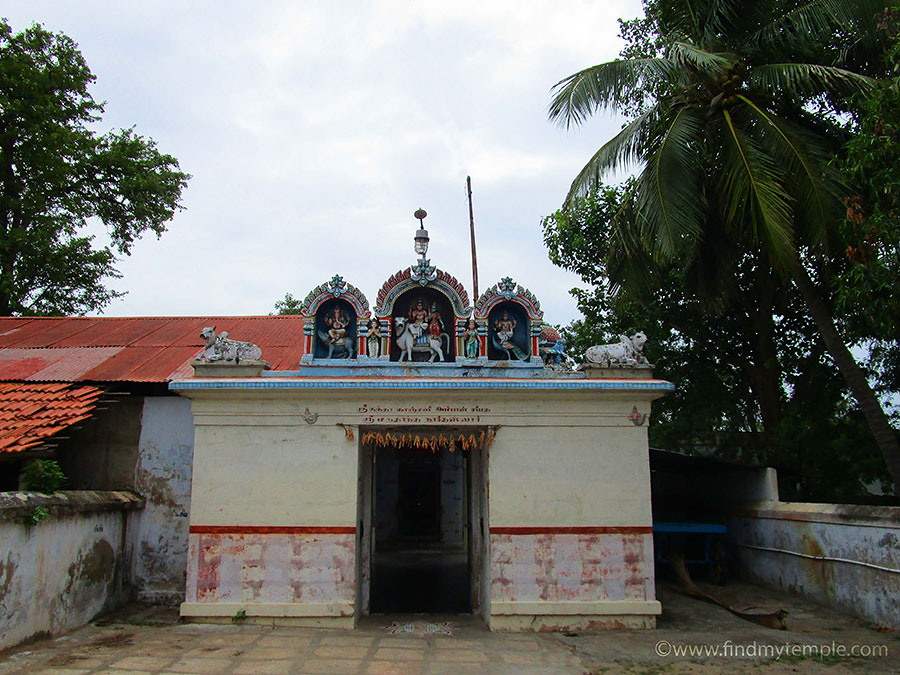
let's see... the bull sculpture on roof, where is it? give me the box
[198,327,263,364]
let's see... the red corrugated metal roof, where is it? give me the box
[0,382,103,454]
[0,316,305,382]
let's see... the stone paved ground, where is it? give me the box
[1,583,898,674]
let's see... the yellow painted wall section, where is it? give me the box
[190,422,358,527]
[489,425,652,527]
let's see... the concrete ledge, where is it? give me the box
[489,614,656,632]
[728,501,900,528]
[0,490,144,522]
[491,600,661,616]
[180,602,354,618]
[190,360,271,378]
[184,616,355,628]
[578,364,655,379]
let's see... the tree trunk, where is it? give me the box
[790,259,900,495]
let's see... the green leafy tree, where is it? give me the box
[547,0,900,493]
[839,9,900,400]
[0,21,189,315]
[273,292,303,315]
[544,186,893,500]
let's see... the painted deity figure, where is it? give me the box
[494,310,528,360]
[366,318,381,357]
[325,306,350,345]
[494,311,517,347]
[428,302,443,340]
[408,297,429,344]
[464,319,479,358]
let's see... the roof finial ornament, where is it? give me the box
[413,208,429,260]
[411,208,436,285]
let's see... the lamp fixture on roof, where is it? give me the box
[413,208,429,259]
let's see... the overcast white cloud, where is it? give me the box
[7,0,644,324]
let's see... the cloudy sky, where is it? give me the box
[8,1,643,325]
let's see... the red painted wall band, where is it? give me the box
[489,526,652,535]
[190,525,648,536]
[190,526,356,535]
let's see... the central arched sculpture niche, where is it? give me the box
[374,264,472,363]
[390,288,455,362]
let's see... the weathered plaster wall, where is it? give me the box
[178,386,663,630]
[440,449,464,546]
[728,502,900,629]
[128,396,195,604]
[183,532,355,618]
[57,395,144,490]
[487,422,658,630]
[0,491,142,650]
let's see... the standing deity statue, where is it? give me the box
[464,319,480,358]
[428,302,443,341]
[366,318,381,357]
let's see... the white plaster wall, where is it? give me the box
[729,504,900,629]
[129,396,195,604]
[185,390,656,529]
[0,511,126,650]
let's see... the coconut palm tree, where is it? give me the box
[548,0,900,492]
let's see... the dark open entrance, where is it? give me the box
[358,427,487,615]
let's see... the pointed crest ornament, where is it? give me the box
[410,258,438,286]
[473,277,543,320]
[498,276,517,300]
[328,274,347,297]
[299,275,370,317]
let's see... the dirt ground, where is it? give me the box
[0,582,897,674]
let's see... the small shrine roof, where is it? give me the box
[0,382,103,454]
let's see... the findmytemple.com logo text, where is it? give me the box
[655,639,889,659]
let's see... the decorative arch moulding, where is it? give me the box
[473,277,543,321]
[299,274,371,318]
[374,264,472,319]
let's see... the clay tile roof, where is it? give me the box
[0,382,104,454]
[0,316,305,382]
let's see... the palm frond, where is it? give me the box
[718,109,795,270]
[633,106,708,259]
[548,58,675,128]
[747,0,886,52]
[668,41,731,76]
[749,63,875,100]
[736,95,843,249]
[563,106,662,206]
[603,185,659,296]
[699,0,744,45]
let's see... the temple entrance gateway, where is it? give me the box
[356,427,489,617]
[176,214,670,630]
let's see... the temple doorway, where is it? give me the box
[356,427,489,617]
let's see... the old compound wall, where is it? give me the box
[0,491,143,651]
[728,502,900,630]
[54,394,195,605]
[128,396,195,604]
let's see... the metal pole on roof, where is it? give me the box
[466,176,479,302]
